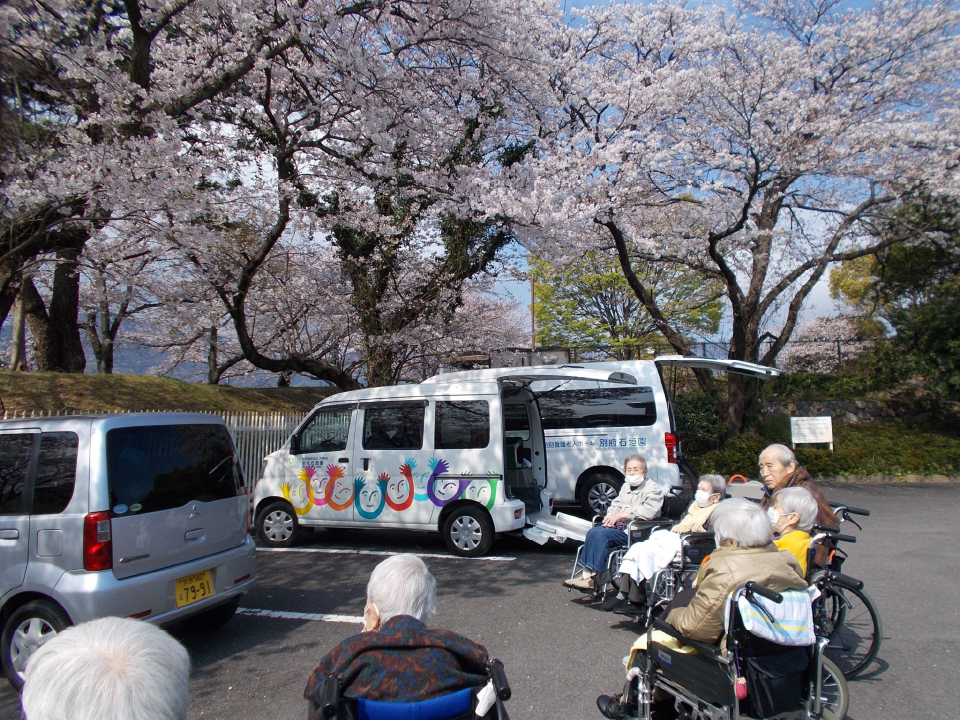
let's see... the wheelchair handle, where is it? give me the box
[836,505,871,517]
[320,675,341,719]
[489,659,511,701]
[829,533,857,544]
[824,571,864,591]
[744,581,782,604]
[811,523,840,534]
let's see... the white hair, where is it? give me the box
[698,474,727,497]
[762,443,796,467]
[367,554,437,623]
[21,616,190,720]
[774,487,819,533]
[710,498,772,548]
[623,454,647,473]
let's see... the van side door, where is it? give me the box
[0,430,38,596]
[289,405,356,522]
[354,401,430,526]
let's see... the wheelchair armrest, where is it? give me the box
[320,675,341,719]
[629,518,673,532]
[651,619,726,662]
[592,515,605,525]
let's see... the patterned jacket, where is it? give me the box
[303,615,489,715]
[761,466,839,570]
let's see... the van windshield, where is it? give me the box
[106,424,242,516]
[537,387,657,430]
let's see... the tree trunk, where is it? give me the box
[364,343,396,387]
[9,293,27,371]
[85,314,102,372]
[207,326,219,384]
[21,278,57,370]
[47,245,86,372]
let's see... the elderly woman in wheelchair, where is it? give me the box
[304,554,511,720]
[601,474,727,614]
[596,499,845,720]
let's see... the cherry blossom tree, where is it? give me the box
[515,0,960,435]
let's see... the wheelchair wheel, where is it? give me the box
[814,584,882,678]
[818,657,849,720]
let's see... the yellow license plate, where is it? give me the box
[175,571,214,608]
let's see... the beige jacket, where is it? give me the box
[670,502,718,535]
[665,543,807,643]
[609,478,663,520]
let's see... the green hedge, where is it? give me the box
[689,419,960,477]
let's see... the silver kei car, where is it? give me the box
[0,412,256,689]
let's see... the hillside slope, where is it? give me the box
[0,372,337,414]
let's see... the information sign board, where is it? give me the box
[790,416,834,451]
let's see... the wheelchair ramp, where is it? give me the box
[522,512,593,545]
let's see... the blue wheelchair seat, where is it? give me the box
[356,688,473,720]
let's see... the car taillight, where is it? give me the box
[664,433,678,464]
[83,511,113,571]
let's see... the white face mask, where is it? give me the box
[766,507,781,525]
[624,474,645,487]
[695,490,713,507]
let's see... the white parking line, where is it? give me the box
[238,607,363,624]
[256,547,515,562]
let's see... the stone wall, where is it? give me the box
[761,397,960,425]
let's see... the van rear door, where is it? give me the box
[653,356,781,378]
[107,423,247,580]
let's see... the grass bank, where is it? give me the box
[0,372,336,414]
[690,418,960,478]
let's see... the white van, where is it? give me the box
[534,358,780,516]
[252,358,778,556]
[252,366,638,556]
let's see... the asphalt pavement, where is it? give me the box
[0,483,955,719]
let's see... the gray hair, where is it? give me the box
[623,454,647,473]
[21,616,190,720]
[773,487,819,533]
[761,443,796,467]
[710,498,772,548]
[698,474,727,497]
[367,554,437,623]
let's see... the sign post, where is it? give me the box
[790,416,834,452]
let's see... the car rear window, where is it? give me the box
[106,424,242,516]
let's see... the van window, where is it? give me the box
[0,434,33,515]
[538,387,657,429]
[106,425,241,515]
[296,407,352,454]
[435,401,490,449]
[363,404,424,450]
[33,432,79,515]
[503,404,531,432]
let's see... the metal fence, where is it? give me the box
[0,408,308,493]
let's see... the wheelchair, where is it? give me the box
[620,582,849,720]
[315,659,512,720]
[570,515,675,589]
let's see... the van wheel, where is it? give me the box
[581,474,622,515]
[1,599,71,690]
[442,507,494,557]
[257,501,301,547]
[181,597,241,632]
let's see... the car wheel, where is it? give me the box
[256,501,301,548]
[181,596,242,632]
[581,474,622,516]
[442,506,494,557]
[1,599,72,691]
